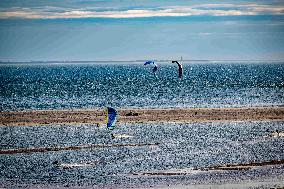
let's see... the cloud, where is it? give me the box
[0,4,284,19]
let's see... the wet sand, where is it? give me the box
[133,160,284,189]
[0,142,159,155]
[132,159,284,176]
[0,107,284,126]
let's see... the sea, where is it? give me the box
[0,61,284,188]
[0,61,283,111]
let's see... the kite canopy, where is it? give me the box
[144,60,155,65]
[172,61,183,79]
[106,107,118,130]
[144,61,158,73]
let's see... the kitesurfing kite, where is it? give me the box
[106,107,118,130]
[144,61,158,74]
[172,61,183,79]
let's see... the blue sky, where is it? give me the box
[0,0,284,61]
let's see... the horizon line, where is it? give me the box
[1,59,284,63]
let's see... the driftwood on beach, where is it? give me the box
[0,107,283,126]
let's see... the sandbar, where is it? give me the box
[0,107,283,126]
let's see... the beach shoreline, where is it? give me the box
[1,107,283,126]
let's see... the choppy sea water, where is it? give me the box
[0,61,283,110]
[0,122,284,188]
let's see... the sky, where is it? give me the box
[0,0,284,61]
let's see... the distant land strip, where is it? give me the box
[0,107,284,126]
[0,59,283,64]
